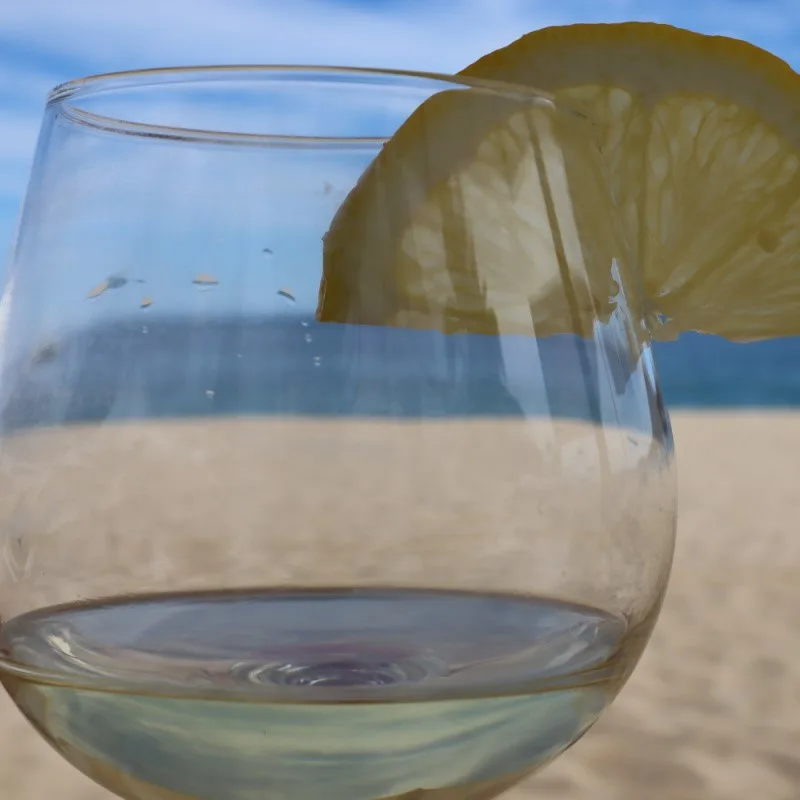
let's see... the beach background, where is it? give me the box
[0,331,797,800]
[1,1,799,798]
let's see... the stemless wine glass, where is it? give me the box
[0,67,676,800]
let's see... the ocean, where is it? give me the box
[0,316,797,435]
[653,333,800,409]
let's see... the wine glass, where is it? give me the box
[0,66,676,800]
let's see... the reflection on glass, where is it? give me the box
[0,67,675,800]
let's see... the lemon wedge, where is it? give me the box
[319,78,619,338]
[318,24,800,341]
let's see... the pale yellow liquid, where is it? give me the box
[0,588,636,800]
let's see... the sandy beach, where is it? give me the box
[0,410,797,800]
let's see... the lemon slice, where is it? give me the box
[318,24,800,341]
[318,78,620,338]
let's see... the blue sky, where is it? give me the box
[2,0,800,265]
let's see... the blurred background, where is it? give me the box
[2,0,800,407]
[0,1,798,799]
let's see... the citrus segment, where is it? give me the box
[318,85,623,337]
[463,23,800,340]
[318,24,800,341]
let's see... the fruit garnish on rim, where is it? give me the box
[317,23,800,342]
[318,75,619,339]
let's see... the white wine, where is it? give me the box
[0,588,637,800]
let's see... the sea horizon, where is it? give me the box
[0,314,796,435]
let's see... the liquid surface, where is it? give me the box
[0,589,632,800]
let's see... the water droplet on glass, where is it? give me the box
[757,228,780,253]
[32,343,58,365]
[277,288,296,304]
[205,389,215,398]
[304,333,313,344]
[193,274,219,287]
[87,274,144,300]
[313,356,322,367]
[86,280,110,299]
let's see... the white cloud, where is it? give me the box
[0,116,41,162]
[2,0,800,253]
[0,0,567,247]
[0,64,60,105]
[0,116,40,206]
[0,0,550,72]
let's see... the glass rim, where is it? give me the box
[46,64,561,146]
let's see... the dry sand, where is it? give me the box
[0,410,797,800]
